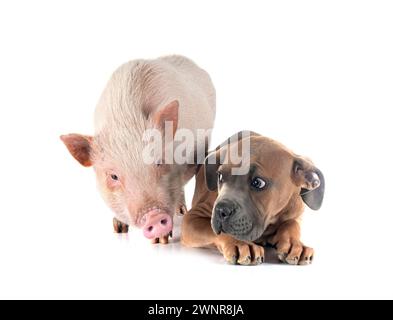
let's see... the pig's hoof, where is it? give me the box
[151,231,172,244]
[176,204,188,215]
[113,217,129,233]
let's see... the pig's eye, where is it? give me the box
[107,173,121,189]
[251,177,266,190]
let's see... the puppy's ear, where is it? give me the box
[204,131,249,191]
[292,157,325,210]
[204,150,220,191]
[204,147,227,191]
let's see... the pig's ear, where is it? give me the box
[60,134,93,167]
[152,100,179,137]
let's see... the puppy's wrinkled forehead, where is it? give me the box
[221,136,294,179]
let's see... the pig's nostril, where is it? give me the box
[143,213,172,239]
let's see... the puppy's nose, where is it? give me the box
[215,201,235,219]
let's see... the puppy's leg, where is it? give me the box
[181,211,217,248]
[181,212,264,265]
[267,220,314,265]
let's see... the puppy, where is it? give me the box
[181,132,325,265]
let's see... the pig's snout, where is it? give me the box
[142,211,173,239]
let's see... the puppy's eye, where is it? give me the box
[251,177,266,190]
[217,172,223,184]
[110,174,119,181]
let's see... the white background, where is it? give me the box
[0,0,392,299]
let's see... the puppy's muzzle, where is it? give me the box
[212,200,238,235]
[215,201,237,219]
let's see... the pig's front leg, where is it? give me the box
[176,189,188,216]
[150,234,172,244]
[113,217,129,233]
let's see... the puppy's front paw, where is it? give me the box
[216,234,264,266]
[274,238,314,265]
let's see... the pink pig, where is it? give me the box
[61,55,216,243]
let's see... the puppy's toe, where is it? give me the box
[299,247,314,265]
[238,255,252,265]
[250,244,265,265]
[285,242,303,265]
[276,243,290,263]
[222,246,239,264]
[277,252,288,263]
[237,244,252,265]
[276,240,291,262]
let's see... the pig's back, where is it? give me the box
[94,56,216,148]
[155,55,216,148]
[159,55,216,116]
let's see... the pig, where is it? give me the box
[61,55,216,243]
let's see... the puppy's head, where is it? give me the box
[205,134,325,242]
